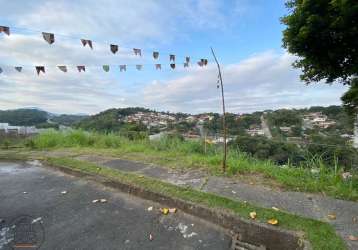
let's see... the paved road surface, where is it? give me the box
[0,161,231,250]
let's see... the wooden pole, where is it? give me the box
[211,47,227,173]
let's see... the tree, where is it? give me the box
[282,0,358,86]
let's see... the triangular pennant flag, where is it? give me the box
[153,51,159,59]
[81,39,93,49]
[77,66,85,72]
[0,26,10,36]
[155,64,161,70]
[170,54,175,62]
[170,63,175,69]
[119,65,126,72]
[136,65,143,71]
[184,62,189,68]
[197,61,204,67]
[133,48,141,56]
[110,44,118,54]
[57,66,67,72]
[35,66,45,75]
[103,65,110,72]
[42,32,55,44]
[185,57,190,63]
[201,59,208,66]
[14,67,22,72]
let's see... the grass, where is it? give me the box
[42,157,346,250]
[22,130,358,201]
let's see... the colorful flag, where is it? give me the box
[35,66,45,75]
[170,54,175,62]
[133,48,141,56]
[170,63,175,69]
[197,61,204,67]
[184,62,189,68]
[42,32,55,44]
[110,44,118,54]
[77,65,86,72]
[120,65,126,72]
[136,65,143,71]
[201,59,208,66]
[153,51,159,59]
[57,66,67,72]
[185,57,190,63]
[0,26,10,36]
[81,39,93,49]
[14,67,22,72]
[155,64,161,70]
[103,65,110,72]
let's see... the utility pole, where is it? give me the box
[211,47,227,173]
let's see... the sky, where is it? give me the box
[0,0,348,115]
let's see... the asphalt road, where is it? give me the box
[0,161,231,250]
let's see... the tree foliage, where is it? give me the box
[0,109,48,126]
[282,0,358,85]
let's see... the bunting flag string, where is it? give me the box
[0,25,209,64]
[0,61,211,75]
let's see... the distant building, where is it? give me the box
[246,128,264,136]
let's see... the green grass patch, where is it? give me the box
[17,130,358,200]
[44,157,346,250]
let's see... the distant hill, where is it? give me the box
[0,108,88,127]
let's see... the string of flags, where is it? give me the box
[0,62,208,75]
[0,25,210,76]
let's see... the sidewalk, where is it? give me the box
[74,154,358,250]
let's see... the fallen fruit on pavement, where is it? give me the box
[327,214,336,220]
[160,208,169,215]
[249,211,257,219]
[169,208,177,213]
[348,235,358,241]
[267,219,279,225]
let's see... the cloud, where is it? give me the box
[141,51,348,114]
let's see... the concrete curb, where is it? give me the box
[44,161,311,250]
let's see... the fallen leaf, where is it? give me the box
[353,217,357,223]
[138,175,144,178]
[149,234,154,241]
[23,192,28,194]
[267,219,279,225]
[272,207,280,211]
[160,208,169,215]
[169,208,177,213]
[231,190,236,194]
[327,214,336,220]
[249,182,254,185]
[348,235,358,241]
[100,199,107,203]
[249,211,257,219]
[147,206,153,211]
[92,199,99,203]
[61,191,68,195]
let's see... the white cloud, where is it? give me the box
[140,51,348,114]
